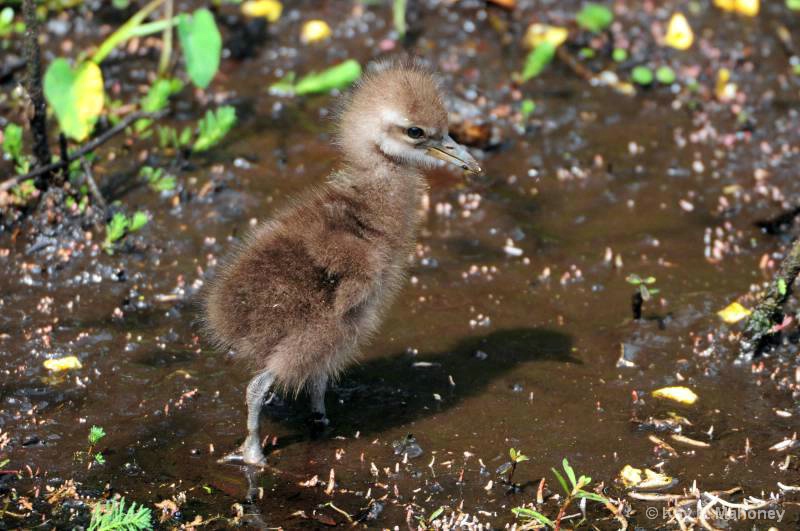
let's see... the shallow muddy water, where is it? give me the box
[2,0,800,529]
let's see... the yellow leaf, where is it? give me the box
[717,301,751,323]
[75,63,104,134]
[43,356,83,372]
[664,12,693,50]
[652,386,698,405]
[714,0,759,16]
[300,20,332,44]
[523,24,568,49]
[242,0,282,22]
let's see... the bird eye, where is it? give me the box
[406,127,425,139]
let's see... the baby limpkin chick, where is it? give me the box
[203,58,481,465]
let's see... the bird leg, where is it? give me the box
[308,373,330,428]
[221,370,275,466]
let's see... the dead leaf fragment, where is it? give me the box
[652,386,698,405]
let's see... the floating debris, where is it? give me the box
[717,301,751,323]
[43,355,82,372]
[652,386,698,405]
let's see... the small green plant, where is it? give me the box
[0,7,25,38]
[626,274,659,300]
[512,458,610,529]
[2,123,30,173]
[156,125,193,151]
[135,78,185,132]
[626,274,659,320]
[631,66,654,86]
[75,425,107,467]
[655,65,677,84]
[193,106,237,152]
[497,447,530,485]
[89,497,152,531]
[140,166,176,192]
[103,211,149,251]
[415,506,445,529]
[576,3,614,33]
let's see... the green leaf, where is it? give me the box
[778,278,788,297]
[655,66,676,84]
[88,425,106,445]
[129,212,149,232]
[44,59,105,141]
[562,458,577,489]
[551,467,570,496]
[105,213,128,246]
[94,452,106,465]
[521,42,556,81]
[512,507,555,527]
[788,0,800,10]
[2,123,23,162]
[141,78,184,113]
[294,60,363,95]
[428,506,445,521]
[631,65,654,85]
[194,106,237,152]
[576,3,614,33]
[575,490,609,504]
[178,8,222,89]
[625,274,642,285]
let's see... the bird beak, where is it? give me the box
[426,135,482,175]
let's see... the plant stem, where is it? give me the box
[741,237,800,356]
[631,291,643,320]
[21,0,53,189]
[91,0,166,64]
[158,0,173,76]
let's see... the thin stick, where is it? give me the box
[80,157,107,211]
[741,237,800,356]
[0,110,164,193]
[21,0,53,188]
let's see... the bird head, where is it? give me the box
[337,58,482,175]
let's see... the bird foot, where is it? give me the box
[308,412,330,436]
[309,412,330,427]
[218,437,267,466]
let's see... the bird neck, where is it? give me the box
[332,158,426,241]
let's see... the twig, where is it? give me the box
[740,237,800,356]
[0,110,164,193]
[22,0,53,188]
[80,157,107,211]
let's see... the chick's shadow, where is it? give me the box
[269,327,576,437]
